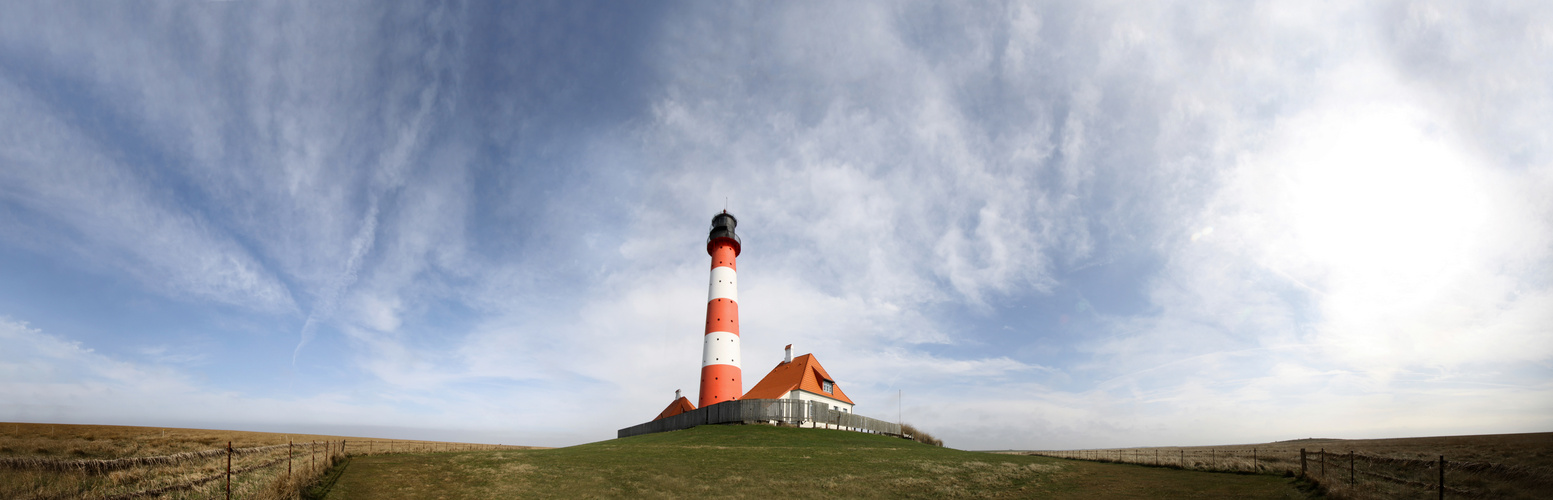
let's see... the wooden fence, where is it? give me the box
[1023,446,1553,498]
[3,439,521,500]
[618,399,902,438]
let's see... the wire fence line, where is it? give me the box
[618,399,903,439]
[99,453,291,500]
[10,439,526,500]
[1022,446,1552,498]
[1,443,290,475]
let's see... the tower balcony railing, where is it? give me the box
[707,229,740,246]
[617,399,902,438]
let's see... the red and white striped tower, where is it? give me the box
[700,211,742,407]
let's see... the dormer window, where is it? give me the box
[822,380,834,394]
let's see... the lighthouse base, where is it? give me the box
[697,364,742,407]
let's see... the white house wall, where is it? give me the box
[787,389,854,413]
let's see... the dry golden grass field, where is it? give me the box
[0,422,535,500]
[1014,432,1553,499]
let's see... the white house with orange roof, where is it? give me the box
[741,344,855,414]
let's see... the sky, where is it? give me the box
[1,1,1549,451]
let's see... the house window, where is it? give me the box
[822,380,833,393]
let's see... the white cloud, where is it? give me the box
[1031,11,1553,450]
[0,77,297,313]
[1203,62,1553,371]
[0,316,597,445]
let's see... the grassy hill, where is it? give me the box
[312,425,1308,499]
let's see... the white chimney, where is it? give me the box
[675,389,682,400]
[784,344,793,363]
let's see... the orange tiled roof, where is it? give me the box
[741,353,854,405]
[653,396,697,421]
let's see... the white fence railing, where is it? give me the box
[618,399,901,438]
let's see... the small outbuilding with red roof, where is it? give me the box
[653,389,698,421]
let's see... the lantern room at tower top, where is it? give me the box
[708,211,740,256]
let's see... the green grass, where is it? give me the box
[312,425,1310,499]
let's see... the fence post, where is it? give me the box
[1300,448,1306,477]
[1180,450,1184,468]
[1211,449,1215,470]
[312,441,316,472]
[1349,451,1354,486]
[1438,455,1445,500]
[225,441,232,500]
[1253,448,1257,472]
[288,440,292,478]
[1321,448,1325,478]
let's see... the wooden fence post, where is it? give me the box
[1438,455,1445,500]
[1349,451,1354,486]
[311,441,316,472]
[288,440,292,477]
[1321,448,1325,478]
[1253,448,1257,471]
[1180,450,1184,468]
[225,441,232,500]
[1300,448,1306,477]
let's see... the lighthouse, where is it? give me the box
[700,211,743,407]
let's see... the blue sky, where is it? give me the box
[1,1,1550,450]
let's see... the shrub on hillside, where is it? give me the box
[901,423,943,447]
